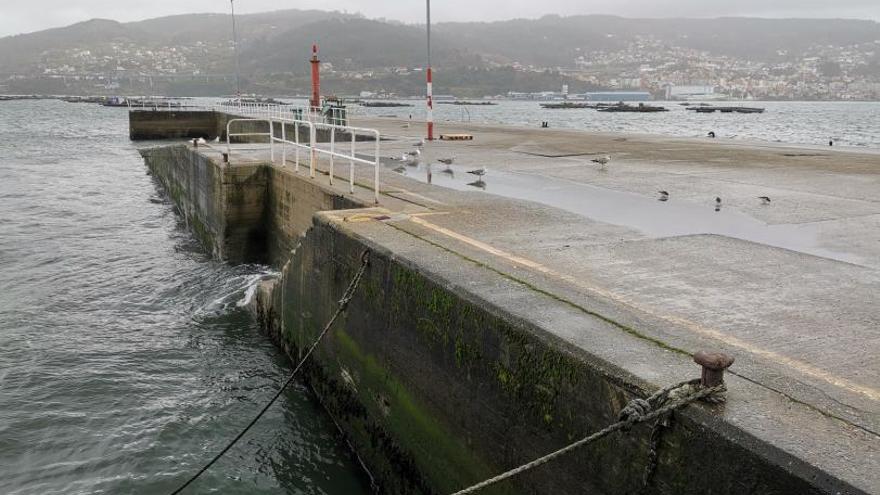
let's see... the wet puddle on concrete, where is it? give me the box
[382,159,864,266]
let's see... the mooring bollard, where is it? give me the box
[693,351,735,387]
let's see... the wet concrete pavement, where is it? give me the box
[370,118,880,269]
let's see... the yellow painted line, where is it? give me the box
[325,209,392,224]
[387,189,448,206]
[408,216,880,403]
[345,214,383,223]
[409,211,452,218]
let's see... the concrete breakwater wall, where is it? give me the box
[141,143,861,495]
[131,110,373,143]
[130,111,221,140]
[139,145,269,262]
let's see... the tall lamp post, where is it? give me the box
[230,0,241,104]
[426,0,434,140]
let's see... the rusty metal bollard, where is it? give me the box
[693,351,734,388]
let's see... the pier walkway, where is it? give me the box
[139,110,880,493]
[346,118,880,488]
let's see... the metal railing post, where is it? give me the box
[281,121,287,165]
[269,120,275,162]
[329,127,335,185]
[374,131,381,203]
[309,124,317,179]
[350,131,356,194]
[295,122,300,173]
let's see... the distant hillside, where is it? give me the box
[438,16,880,66]
[0,10,352,72]
[4,11,880,72]
[2,10,880,97]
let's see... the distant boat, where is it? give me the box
[102,96,128,107]
[540,102,593,109]
[439,101,497,106]
[691,106,765,114]
[597,102,668,113]
[360,101,413,108]
[220,96,287,105]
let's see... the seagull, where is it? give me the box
[413,139,426,148]
[658,190,669,202]
[197,137,207,145]
[401,153,419,166]
[405,149,421,158]
[467,167,487,177]
[438,158,455,174]
[591,155,611,171]
[758,196,771,205]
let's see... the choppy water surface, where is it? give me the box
[0,100,370,494]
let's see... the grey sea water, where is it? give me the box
[0,100,371,494]
[353,99,880,149]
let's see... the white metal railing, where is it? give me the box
[219,101,349,126]
[127,98,357,125]
[225,116,381,203]
[125,97,190,110]
[226,118,274,156]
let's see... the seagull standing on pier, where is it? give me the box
[758,196,772,205]
[591,155,611,171]
[401,152,420,166]
[658,191,669,202]
[438,158,455,174]
[467,167,487,177]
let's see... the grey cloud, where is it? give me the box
[2,0,879,37]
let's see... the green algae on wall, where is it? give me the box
[273,225,639,493]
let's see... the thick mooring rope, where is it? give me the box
[169,250,370,495]
[449,379,726,495]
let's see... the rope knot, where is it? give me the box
[618,398,651,427]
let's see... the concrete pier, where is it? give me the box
[136,111,879,494]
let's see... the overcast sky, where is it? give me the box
[3,0,880,37]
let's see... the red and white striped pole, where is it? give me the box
[427,67,434,140]
[426,0,434,140]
